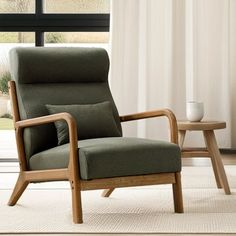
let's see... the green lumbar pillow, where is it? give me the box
[46,101,121,145]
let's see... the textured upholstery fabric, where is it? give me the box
[29,137,181,180]
[10,47,181,181]
[9,47,109,84]
[46,102,121,145]
[9,47,122,160]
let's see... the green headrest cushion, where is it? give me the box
[9,47,109,84]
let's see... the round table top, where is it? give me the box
[177,120,226,131]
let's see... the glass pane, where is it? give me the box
[0,32,34,159]
[45,32,109,44]
[0,32,35,43]
[0,32,35,77]
[0,0,35,13]
[45,0,110,13]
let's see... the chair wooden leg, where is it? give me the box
[172,172,184,213]
[70,181,83,224]
[8,173,28,206]
[101,188,115,197]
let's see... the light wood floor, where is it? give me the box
[1,155,236,236]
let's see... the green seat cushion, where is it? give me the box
[46,101,121,145]
[29,137,181,180]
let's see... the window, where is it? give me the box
[0,0,110,161]
[0,0,35,13]
[0,32,34,75]
[0,0,110,46]
[44,32,109,49]
[45,0,109,13]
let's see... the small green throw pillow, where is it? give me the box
[46,101,121,145]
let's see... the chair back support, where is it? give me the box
[9,47,122,161]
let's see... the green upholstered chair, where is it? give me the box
[8,47,183,223]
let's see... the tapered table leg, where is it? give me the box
[101,188,115,197]
[178,130,186,149]
[204,130,230,194]
[203,131,222,189]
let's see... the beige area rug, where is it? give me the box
[1,166,236,234]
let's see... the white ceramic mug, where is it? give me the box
[186,101,204,122]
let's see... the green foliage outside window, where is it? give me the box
[45,33,65,43]
[0,71,11,95]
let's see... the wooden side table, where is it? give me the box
[177,121,231,194]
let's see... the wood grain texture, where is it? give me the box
[68,125,83,224]
[203,132,222,189]
[178,121,226,131]
[204,130,230,194]
[178,130,186,149]
[101,188,115,197]
[9,81,27,171]
[8,173,29,206]
[177,119,230,194]
[80,173,176,191]
[172,172,184,213]
[8,81,20,124]
[181,148,210,158]
[23,169,69,182]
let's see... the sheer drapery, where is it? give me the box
[110,0,236,148]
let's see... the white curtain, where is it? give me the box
[110,0,236,148]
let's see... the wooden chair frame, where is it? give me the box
[8,80,184,224]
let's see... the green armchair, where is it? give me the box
[8,47,183,223]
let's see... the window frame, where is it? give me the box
[0,0,110,162]
[0,0,110,46]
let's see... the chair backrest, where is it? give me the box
[9,47,122,161]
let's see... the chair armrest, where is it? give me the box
[15,112,76,130]
[120,109,178,144]
[15,113,79,177]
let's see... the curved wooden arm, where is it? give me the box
[120,109,178,144]
[16,112,76,130]
[16,113,79,178]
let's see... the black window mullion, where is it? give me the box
[35,31,44,46]
[36,0,44,15]
[0,0,110,45]
[0,14,110,31]
[35,0,44,46]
